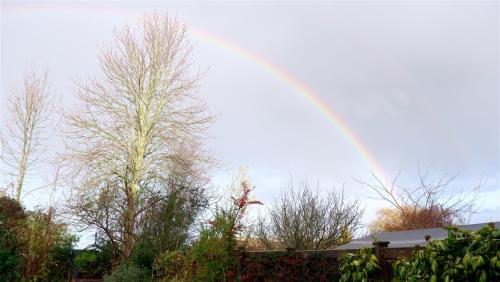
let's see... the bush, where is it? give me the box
[74,248,112,279]
[103,263,150,282]
[0,196,25,281]
[338,248,381,282]
[255,181,362,250]
[393,223,500,282]
[190,211,238,281]
[153,250,191,281]
[0,196,78,281]
[189,178,261,281]
[20,210,77,281]
[153,175,261,281]
[43,231,77,282]
[131,240,157,271]
[74,251,98,271]
[0,225,21,281]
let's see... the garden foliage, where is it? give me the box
[74,247,113,279]
[338,248,381,282]
[102,263,150,282]
[152,177,261,281]
[0,196,25,281]
[393,223,500,282]
[0,196,77,282]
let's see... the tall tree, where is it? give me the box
[65,14,213,260]
[0,69,53,202]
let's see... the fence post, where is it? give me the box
[373,241,392,282]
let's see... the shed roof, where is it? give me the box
[335,222,500,250]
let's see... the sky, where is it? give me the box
[1,1,499,244]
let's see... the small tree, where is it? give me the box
[1,69,54,202]
[362,171,481,232]
[134,146,211,262]
[255,180,363,250]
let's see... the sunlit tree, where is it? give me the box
[64,14,214,260]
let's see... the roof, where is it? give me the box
[335,222,500,250]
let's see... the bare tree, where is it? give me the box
[0,69,53,202]
[255,180,363,250]
[360,171,482,232]
[64,14,214,260]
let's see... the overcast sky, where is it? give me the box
[1,1,499,239]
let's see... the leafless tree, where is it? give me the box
[255,180,363,250]
[64,14,214,260]
[360,170,482,232]
[0,69,54,202]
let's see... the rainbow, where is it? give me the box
[3,3,388,182]
[188,27,387,183]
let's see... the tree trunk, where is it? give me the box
[122,184,137,258]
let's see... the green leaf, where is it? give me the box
[479,270,487,282]
[472,256,484,271]
[431,259,438,273]
[463,252,471,267]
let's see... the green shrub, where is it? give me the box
[393,223,500,282]
[190,211,237,281]
[74,251,98,271]
[42,232,77,282]
[103,263,150,282]
[153,250,191,281]
[0,196,25,281]
[338,248,381,282]
[0,226,21,281]
[131,240,157,271]
[191,178,262,281]
[74,248,113,278]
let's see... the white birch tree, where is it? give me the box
[0,69,53,203]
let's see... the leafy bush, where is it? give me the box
[0,196,25,281]
[0,196,78,282]
[153,250,191,281]
[42,231,77,282]
[393,223,500,282]
[134,179,210,272]
[153,175,261,281]
[103,263,150,282]
[74,251,98,271]
[74,248,113,279]
[20,210,77,281]
[131,240,157,271]
[191,211,238,281]
[338,248,381,282]
[190,178,262,281]
[0,219,21,281]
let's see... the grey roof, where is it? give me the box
[335,222,500,250]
